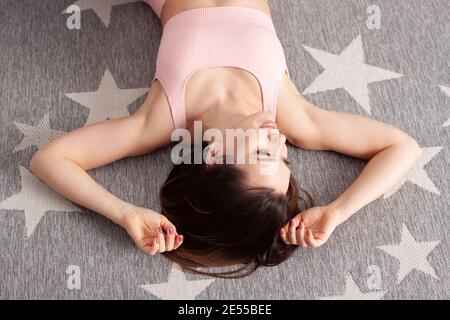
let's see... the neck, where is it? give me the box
[197,95,260,136]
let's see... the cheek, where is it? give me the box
[233,137,251,164]
[282,143,288,157]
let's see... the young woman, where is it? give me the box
[30,0,421,278]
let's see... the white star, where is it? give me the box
[383,147,443,199]
[66,69,148,126]
[69,0,139,27]
[13,114,65,152]
[303,35,403,114]
[439,86,450,127]
[140,263,215,300]
[320,273,387,300]
[0,167,82,237]
[377,224,441,284]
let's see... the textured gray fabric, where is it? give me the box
[0,0,449,300]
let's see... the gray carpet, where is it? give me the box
[0,0,449,300]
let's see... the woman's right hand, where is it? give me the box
[120,206,183,255]
[280,206,342,248]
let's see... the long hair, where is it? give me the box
[160,146,314,279]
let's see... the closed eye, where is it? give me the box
[256,149,290,167]
[256,149,271,157]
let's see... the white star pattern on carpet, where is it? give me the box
[383,147,443,199]
[70,0,139,27]
[303,35,403,114]
[320,273,387,300]
[13,114,65,152]
[377,224,441,284]
[66,69,148,126]
[140,263,215,300]
[0,167,82,237]
[439,86,450,127]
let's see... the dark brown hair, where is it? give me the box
[160,147,314,279]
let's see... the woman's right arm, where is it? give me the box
[29,86,174,229]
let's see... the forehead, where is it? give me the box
[240,163,290,194]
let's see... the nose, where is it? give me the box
[267,130,286,144]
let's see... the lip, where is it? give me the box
[260,121,278,129]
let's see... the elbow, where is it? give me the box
[408,137,422,161]
[29,149,50,174]
[400,135,422,162]
[29,151,42,174]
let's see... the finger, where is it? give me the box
[290,215,302,227]
[296,223,307,248]
[161,221,177,234]
[288,220,298,244]
[157,227,166,253]
[164,226,176,251]
[280,228,290,245]
[161,222,177,236]
[314,234,328,248]
[144,238,159,256]
[174,235,184,250]
[305,229,318,248]
[282,214,300,231]
[281,225,289,237]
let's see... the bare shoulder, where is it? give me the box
[133,80,175,147]
[276,74,312,144]
[134,80,174,132]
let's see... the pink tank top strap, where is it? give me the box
[144,0,166,18]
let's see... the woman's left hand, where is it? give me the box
[280,206,344,248]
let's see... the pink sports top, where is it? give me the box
[144,0,290,129]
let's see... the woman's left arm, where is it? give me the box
[277,91,422,247]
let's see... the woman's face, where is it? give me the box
[230,112,291,194]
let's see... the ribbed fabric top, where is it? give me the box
[150,5,290,129]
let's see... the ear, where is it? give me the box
[204,142,221,167]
